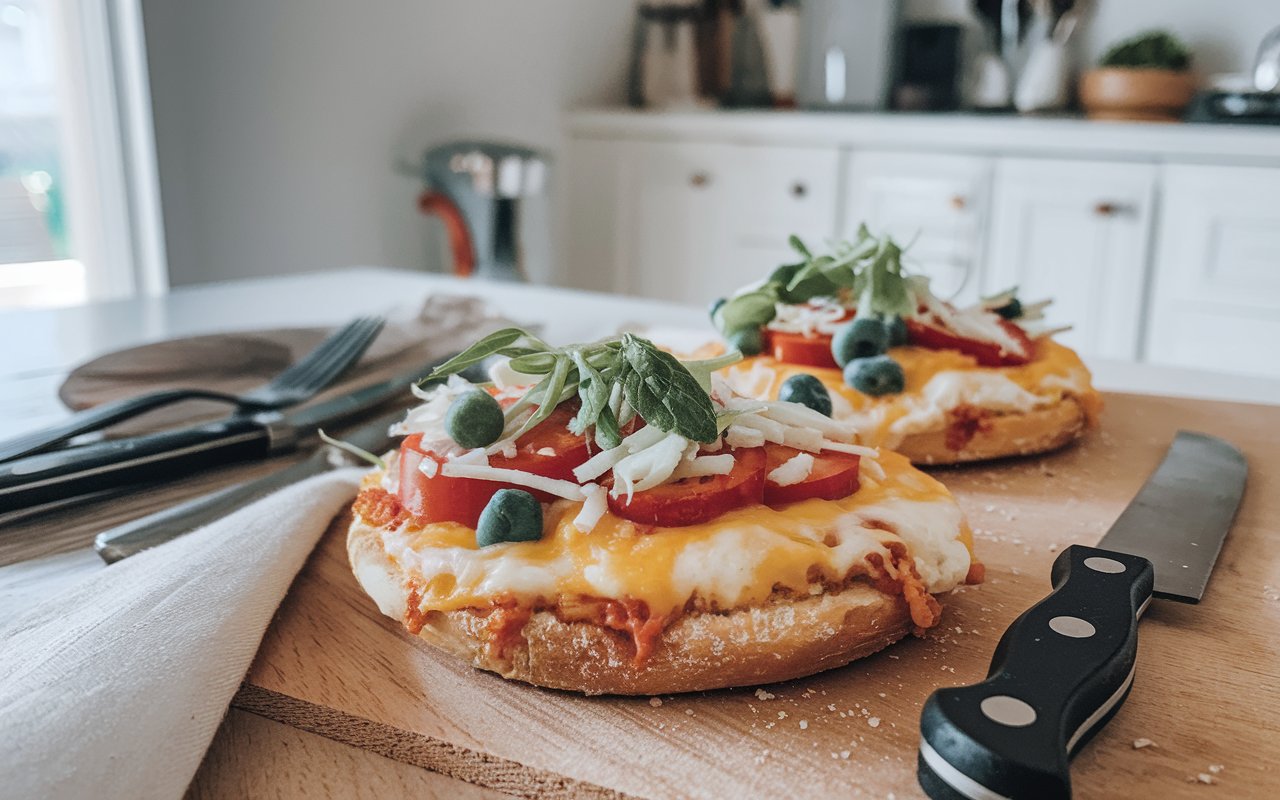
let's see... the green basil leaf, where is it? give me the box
[593,404,622,450]
[422,327,538,383]
[507,351,558,375]
[618,335,718,443]
[788,234,812,258]
[569,350,611,436]
[681,350,743,394]
[715,287,779,333]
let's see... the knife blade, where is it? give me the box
[92,406,404,563]
[917,431,1247,800]
[0,360,440,514]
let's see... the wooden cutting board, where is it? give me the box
[234,393,1280,799]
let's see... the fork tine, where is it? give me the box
[280,315,384,393]
[265,316,383,392]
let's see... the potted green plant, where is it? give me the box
[1080,31,1197,122]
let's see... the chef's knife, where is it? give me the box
[917,431,1247,800]
[0,362,438,514]
[93,406,404,562]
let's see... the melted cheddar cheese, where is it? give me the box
[721,339,1102,449]
[358,451,972,622]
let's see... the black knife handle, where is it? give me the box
[0,416,276,514]
[0,388,243,463]
[918,545,1154,800]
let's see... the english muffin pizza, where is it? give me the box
[710,227,1102,464]
[345,329,980,695]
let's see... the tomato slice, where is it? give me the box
[607,447,767,528]
[397,403,591,528]
[766,329,840,369]
[762,444,861,506]
[905,317,1033,367]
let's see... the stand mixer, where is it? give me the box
[414,142,547,281]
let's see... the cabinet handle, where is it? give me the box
[790,181,808,198]
[949,195,968,211]
[689,172,711,188]
[1094,201,1132,217]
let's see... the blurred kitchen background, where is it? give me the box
[2,0,1279,378]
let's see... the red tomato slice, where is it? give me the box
[766,329,840,369]
[398,403,591,528]
[905,317,1033,367]
[762,444,861,507]
[607,447,767,528]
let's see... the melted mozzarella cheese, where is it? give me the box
[721,339,1101,448]
[367,451,972,620]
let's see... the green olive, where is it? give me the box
[445,389,505,449]
[726,326,766,356]
[476,489,544,547]
[778,373,833,417]
[886,315,909,347]
[844,355,906,396]
[831,318,889,367]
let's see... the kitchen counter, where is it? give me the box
[567,108,1280,164]
[3,268,1276,446]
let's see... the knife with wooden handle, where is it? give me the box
[917,431,1247,800]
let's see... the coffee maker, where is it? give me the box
[415,142,547,282]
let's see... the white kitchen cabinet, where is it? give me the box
[985,158,1157,360]
[565,139,840,306]
[843,151,992,304]
[1146,165,1280,378]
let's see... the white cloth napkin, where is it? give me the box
[0,469,361,799]
[0,293,512,799]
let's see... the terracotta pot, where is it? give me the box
[1079,67,1197,122]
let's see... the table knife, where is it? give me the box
[0,362,436,514]
[93,407,404,562]
[917,431,1247,800]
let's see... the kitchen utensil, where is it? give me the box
[796,0,899,110]
[1252,25,1280,92]
[917,430,1247,800]
[724,0,772,107]
[0,357,444,514]
[0,316,385,464]
[1014,37,1070,112]
[896,24,964,111]
[635,1,704,109]
[412,142,547,282]
[93,407,405,563]
[1185,89,1280,125]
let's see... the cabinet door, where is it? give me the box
[843,151,992,304]
[986,158,1157,360]
[1147,165,1280,378]
[562,138,638,293]
[626,141,840,306]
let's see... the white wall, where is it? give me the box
[143,0,633,287]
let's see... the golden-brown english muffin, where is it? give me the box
[342,328,979,695]
[720,340,1101,465]
[708,229,1102,464]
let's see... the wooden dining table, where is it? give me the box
[3,267,1278,799]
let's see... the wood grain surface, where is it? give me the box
[188,709,514,800]
[236,393,1280,799]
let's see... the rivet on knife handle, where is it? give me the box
[917,545,1154,800]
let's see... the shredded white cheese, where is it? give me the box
[725,424,766,449]
[766,298,849,336]
[767,453,814,486]
[439,462,586,501]
[573,484,608,532]
[671,453,735,480]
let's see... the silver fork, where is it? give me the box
[0,315,385,463]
